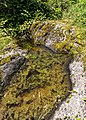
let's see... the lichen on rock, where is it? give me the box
[0,20,81,120]
[30,20,81,54]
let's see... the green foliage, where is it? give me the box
[63,0,86,28]
[0,0,76,39]
[0,0,38,27]
[0,0,74,29]
[63,0,86,70]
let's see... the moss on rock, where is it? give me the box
[30,20,82,54]
[0,46,73,119]
[14,20,82,55]
[0,20,82,119]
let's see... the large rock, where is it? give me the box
[0,20,81,120]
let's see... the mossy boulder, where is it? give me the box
[30,20,81,54]
[0,20,81,120]
[15,20,81,54]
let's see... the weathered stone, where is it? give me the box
[1,56,26,88]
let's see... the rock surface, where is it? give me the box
[1,56,26,88]
[0,20,82,120]
[50,56,86,120]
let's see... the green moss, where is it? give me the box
[1,57,11,65]
[0,36,12,53]
[0,46,72,119]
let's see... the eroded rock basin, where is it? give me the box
[0,45,72,120]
